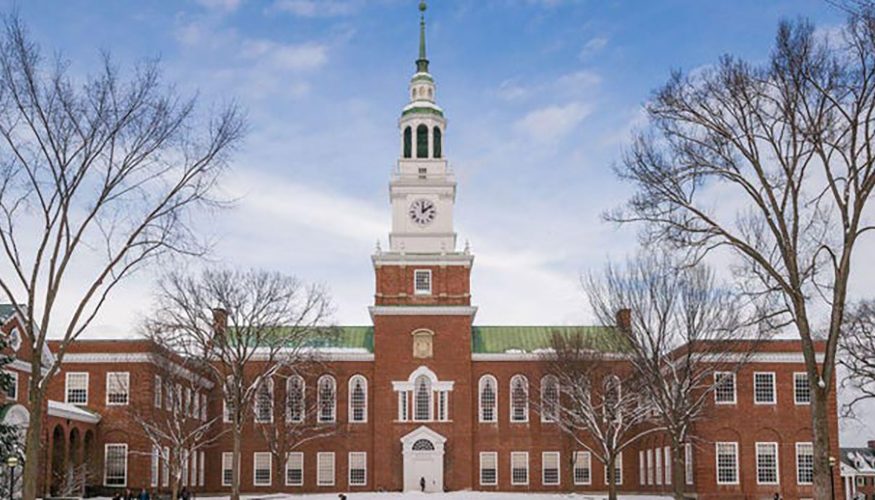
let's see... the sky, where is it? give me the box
[4,1,875,442]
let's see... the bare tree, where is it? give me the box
[585,253,756,499]
[0,14,244,498]
[542,333,656,500]
[839,300,875,416]
[609,7,875,497]
[145,268,332,500]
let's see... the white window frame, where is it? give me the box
[574,451,592,485]
[604,451,623,485]
[796,442,814,485]
[317,452,335,487]
[794,372,811,405]
[286,452,304,487]
[66,372,89,405]
[413,269,432,295]
[639,450,645,486]
[348,451,367,486]
[221,452,236,487]
[106,372,130,406]
[509,374,529,423]
[199,451,205,487]
[647,448,654,485]
[348,375,368,423]
[5,370,17,401]
[286,376,305,423]
[756,442,780,485]
[397,390,409,421]
[150,445,159,488]
[511,451,529,486]
[478,375,497,423]
[104,443,128,487]
[479,452,498,486]
[542,451,560,486]
[685,443,694,485]
[540,375,559,423]
[655,446,663,485]
[664,446,672,485]
[753,372,777,405]
[254,378,274,423]
[317,375,336,423]
[253,452,272,486]
[714,372,736,405]
[162,446,169,487]
[154,375,162,408]
[715,442,739,485]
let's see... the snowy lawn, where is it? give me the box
[192,494,674,500]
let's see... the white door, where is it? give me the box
[404,438,444,492]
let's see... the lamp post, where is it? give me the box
[829,456,837,500]
[5,456,17,500]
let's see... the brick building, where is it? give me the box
[0,3,843,499]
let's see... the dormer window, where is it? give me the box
[414,270,432,295]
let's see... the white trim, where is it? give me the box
[317,374,337,423]
[697,352,826,363]
[369,305,477,318]
[317,452,336,487]
[574,451,592,485]
[4,370,17,401]
[715,442,739,485]
[104,443,128,487]
[253,452,272,487]
[65,372,89,405]
[478,374,498,423]
[794,372,811,405]
[221,452,235,487]
[479,451,498,486]
[105,372,130,406]
[510,451,529,486]
[542,451,560,486]
[62,353,214,388]
[348,451,367,486]
[509,374,529,423]
[254,378,274,423]
[796,442,814,485]
[348,374,368,423]
[285,452,304,487]
[372,253,474,267]
[413,269,432,295]
[753,371,777,405]
[713,372,736,405]
[8,360,31,374]
[755,441,780,485]
[392,366,455,392]
[48,400,101,424]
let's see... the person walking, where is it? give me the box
[138,488,150,500]
[419,476,426,492]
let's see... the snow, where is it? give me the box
[183,494,673,500]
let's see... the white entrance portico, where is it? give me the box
[401,426,446,492]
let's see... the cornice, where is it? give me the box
[369,305,477,320]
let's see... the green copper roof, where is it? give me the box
[416,1,429,73]
[472,325,623,354]
[401,106,444,118]
[322,326,373,351]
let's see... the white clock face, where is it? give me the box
[409,198,437,226]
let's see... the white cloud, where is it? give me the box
[194,0,243,12]
[241,39,328,71]
[270,0,360,17]
[579,36,608,59]
[515,101,592,143]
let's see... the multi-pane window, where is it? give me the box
[756,442,779,485]
[540,375,559,423]
[511,452,529,485]
[162,446,169,487]
[165,381,173,411]
[647,449,654,485]
[253,452,271,486]
[286,452,303,486]
[479,375,497,423]
[150,446,159,487]
[287,376,305,422]
[480,452,497,486]
[414,270,432,295]
[716,442,739,485]
[154,376,162,408]
[66,372,89,405]
[104,444,128,487]
[318,375,336,423]
[664,446,672,485]
[655,447,663,485]
[348,452,367,486]
[106,372,130,405]
[542,452,560,485]
[414,375,432,421]
[398,391,409,421]
[221,453,235,486]
[605,452,623,485]
[349,376,367,423]
[255,379,274,423]
[574,451,592,485]
[796,442,814,485]
[437,391,448,421]
[193,392,201,419]
[639,451,645,486]
[5,370,17,401]
[317,452,335,486]
[685,443,694,485]
[201,394,207,421]
[794,372,811,404]
[714,372,736,404]
[199,451,205,487]
[510,375,528,422]
[185,387,192,416]
[754,372,776,404]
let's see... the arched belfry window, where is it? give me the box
[433,127,442,158]
[416,124,429,158]
[403,126,412,159]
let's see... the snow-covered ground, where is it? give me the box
[188,494,674,500]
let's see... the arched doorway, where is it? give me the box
[50,425,65,496]
[401,426,446,492]
[68,428,81,496]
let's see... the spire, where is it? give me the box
[416,1,429,73]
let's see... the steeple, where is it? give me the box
[416,1,429,73]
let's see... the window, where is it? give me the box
[685,443,694,485]
[185,387,192,416]
[165,381,172,410]
[150,446,159,487]
[433,126,442,158]
[349,452,367,486]
[480,452,497,486]
[199,451,205,487]
[754,372,776,404]
[756,442,779,485]
[318,375,336,423]
[647,449,654,485]
[437,390,448,421]
[398,391,409,421]
[511,452,529,485]
[349,375,367,423]
[106,372,130,405]
[253,452,271,486]
[286,376,304,422]
[542,452,560,485]
[655,447,663,485]
[201,394,207,421]
[716,442,739,485]
[412,439,434,451]
[222,452,235,486]
[154,376,162,408]
[403,126,412,158]
[796,442,814,485]
[479,375,497,423]
[414,270,432,295]
[66,372,89,405]
[193,391,201,419]
[605,452,623,485]
[510,375,528,422]
[7,328,20,352]
[255,379,274,423]
[574,451,592,485]
[714,372,736,404]
[414,375,432,421]
[286,452,303,486]
[795,372,811,404]
[104,444,128,487]
[639,451,645,486]
[416,124,429,158]
[540,375,559,423]
[162,447,169,487]
[664,446,672,485]
[5,371,17,401]
[317,452,335,486]
[182,449,189,486]
[603,375,622,423]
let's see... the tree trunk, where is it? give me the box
[812,385,835,500]
[607,456,617,500]
[232,422,241,500]
[22,350,43,500]
[170,461,178,500]
[672,443,686,500]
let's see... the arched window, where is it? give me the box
[416,124,429,158]
[433,127,442,158]
[403,126,412,159]
[255,378,274,423]
[510,375,529,422]
[414,375,432,421]
[349,375,367,423]
[317,375,336,423]
[286,376,304,423]
[479,375,497,423]
[603,374,621,423]
[412,439,435,451]
[540,375,559,423]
